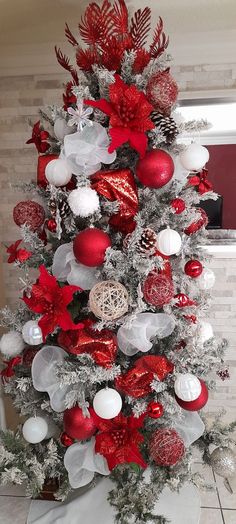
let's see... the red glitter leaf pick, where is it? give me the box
[79,0,114,47]
[55,46,79,85]
[65,23,78,47]
[149,17,169,59]
[111,0,129,37]
[130,7,151,50]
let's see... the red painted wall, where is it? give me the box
[206,144,236,229]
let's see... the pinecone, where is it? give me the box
[58,199,71,220]
[138,228,157,256]
[49,198,57,218]
[151,112,178,144]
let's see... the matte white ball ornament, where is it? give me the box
[180,143,209,171]
[198,268,215,290]
[199,320,214,344]
[0,331,25,358]
[22,416,48,444]
[156,228,182,256]
[22,320,43,346]
[93,388,122,419]
[45,158,72,187]
[54,117,74,141]
[68,187,100,217]
[174,373,202,402]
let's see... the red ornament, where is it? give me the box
[1,356,22,383]
[171,198,186,214]
[60,432,74,447]
[6,240,32,264]
[147,401,164,419]
[91,168,138,234]
[184,314,197,324]
[73,228,111,267]
[22,347,39,367]
[58,323,117,368]
[187,168,213,195]
[85,75,154,157]
[63,406,98,441]
[155,250,172,278]
[136,149,174,188]
[37,154,58,188]
[184,260,203,278]
[63,81,77,110]
[23,265,83,340]
[143,272,174,307]
[45,218,57,233]
[26,120,50,153]
[174,293,197,308]
[149,428,185,466]
[13,201,45,232]
[184,208,208,236]
[175,379,208,411]
[146,70,178,115]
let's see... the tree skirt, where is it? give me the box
[27,479,201,524]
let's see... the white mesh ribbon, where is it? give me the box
[64,437,110,488]
[117,313,176,356]
[173,409,205,447]
[52,243,99,290]
[31,345,69,412]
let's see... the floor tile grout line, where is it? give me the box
[0,494,27,498]
[212,470,226,524]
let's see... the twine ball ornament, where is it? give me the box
[146,70,178,114]
[89,280,129,321]
[143,272,174,307]
[210,447,236,479]
[13,201,45,231]
[149,428,185,466]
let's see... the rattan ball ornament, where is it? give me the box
[149,428,185,466]
[13,201,45,231]
[89,280,129,321]
[143,272,174,308]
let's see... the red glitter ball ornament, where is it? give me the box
[45,218,57,233]
[63,406,98,441]
[143,272,174,307]
[184,208,208,236]
[184,260,203,278]
[73,228,111,267]
[136,149,174,188]
[171,198,186,214]
[60,432,74,447]
[147,401,164,419]
[13,201,45,231]
[149,428,185,466]
[146,70,178,115]
[175,379,208,411]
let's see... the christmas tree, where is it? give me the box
[1,2,236,522]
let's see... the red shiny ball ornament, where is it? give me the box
[174,293,196,308]
[146,70,178,114]
[143,272,174,307]
[184,208,208,236]
[63,406,98,440]
[45,218,57,232]
[13,201,45,231]
[149,428,185,466]
[136,149,174,189]
[184,314,197,324]
[73,228,111,267]
[60,432,74,447]
[175,379,208,411]
[184,260,203,278]
[171,198,186,214]
[147,401,164,419]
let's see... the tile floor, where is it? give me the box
[0,464,236,524]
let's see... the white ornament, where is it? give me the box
[62,122,116,177]
[52,243,99,290]
[22,416,48,444]
[45,158,72,187]
[198,320,213,343]
[0,331,24,358]
[32,345,70,412]
[174,373,201,402]
[156,228,182,256]
[68,187,100,217]
[93,388,122,419]
[117,313,176,356]
[198,268,215,290]
[180,143,209,171]
[22,320,43,346]
[67,101,93,131]
[64,437,109,489]
[54,117,75,141]
[173,410,205,447]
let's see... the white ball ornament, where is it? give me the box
[93,388,122,419]
[22,320,43,346]
[174,373,202,402]
[199,320,214,344]
[198,268,215,290]
[157,228,182,256]
[22,416,48,444]
[0,331,24,358]
[68,187,100,217]
[180,143,209,171]
[54,117,74,141]
[45,158,72,187]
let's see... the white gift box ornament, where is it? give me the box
[117,313,175,356]
[64,437,110,489]
[52,242,99,290]
[32,345,70,412]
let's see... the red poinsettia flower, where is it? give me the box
[95,412,147,470]
[85,75,154,157]
[26,121,50,154]
[23,265,83,340]
[1,356,22,383]
[187,168,213,195]
[63,81,77,110]
[7,240,32,264]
